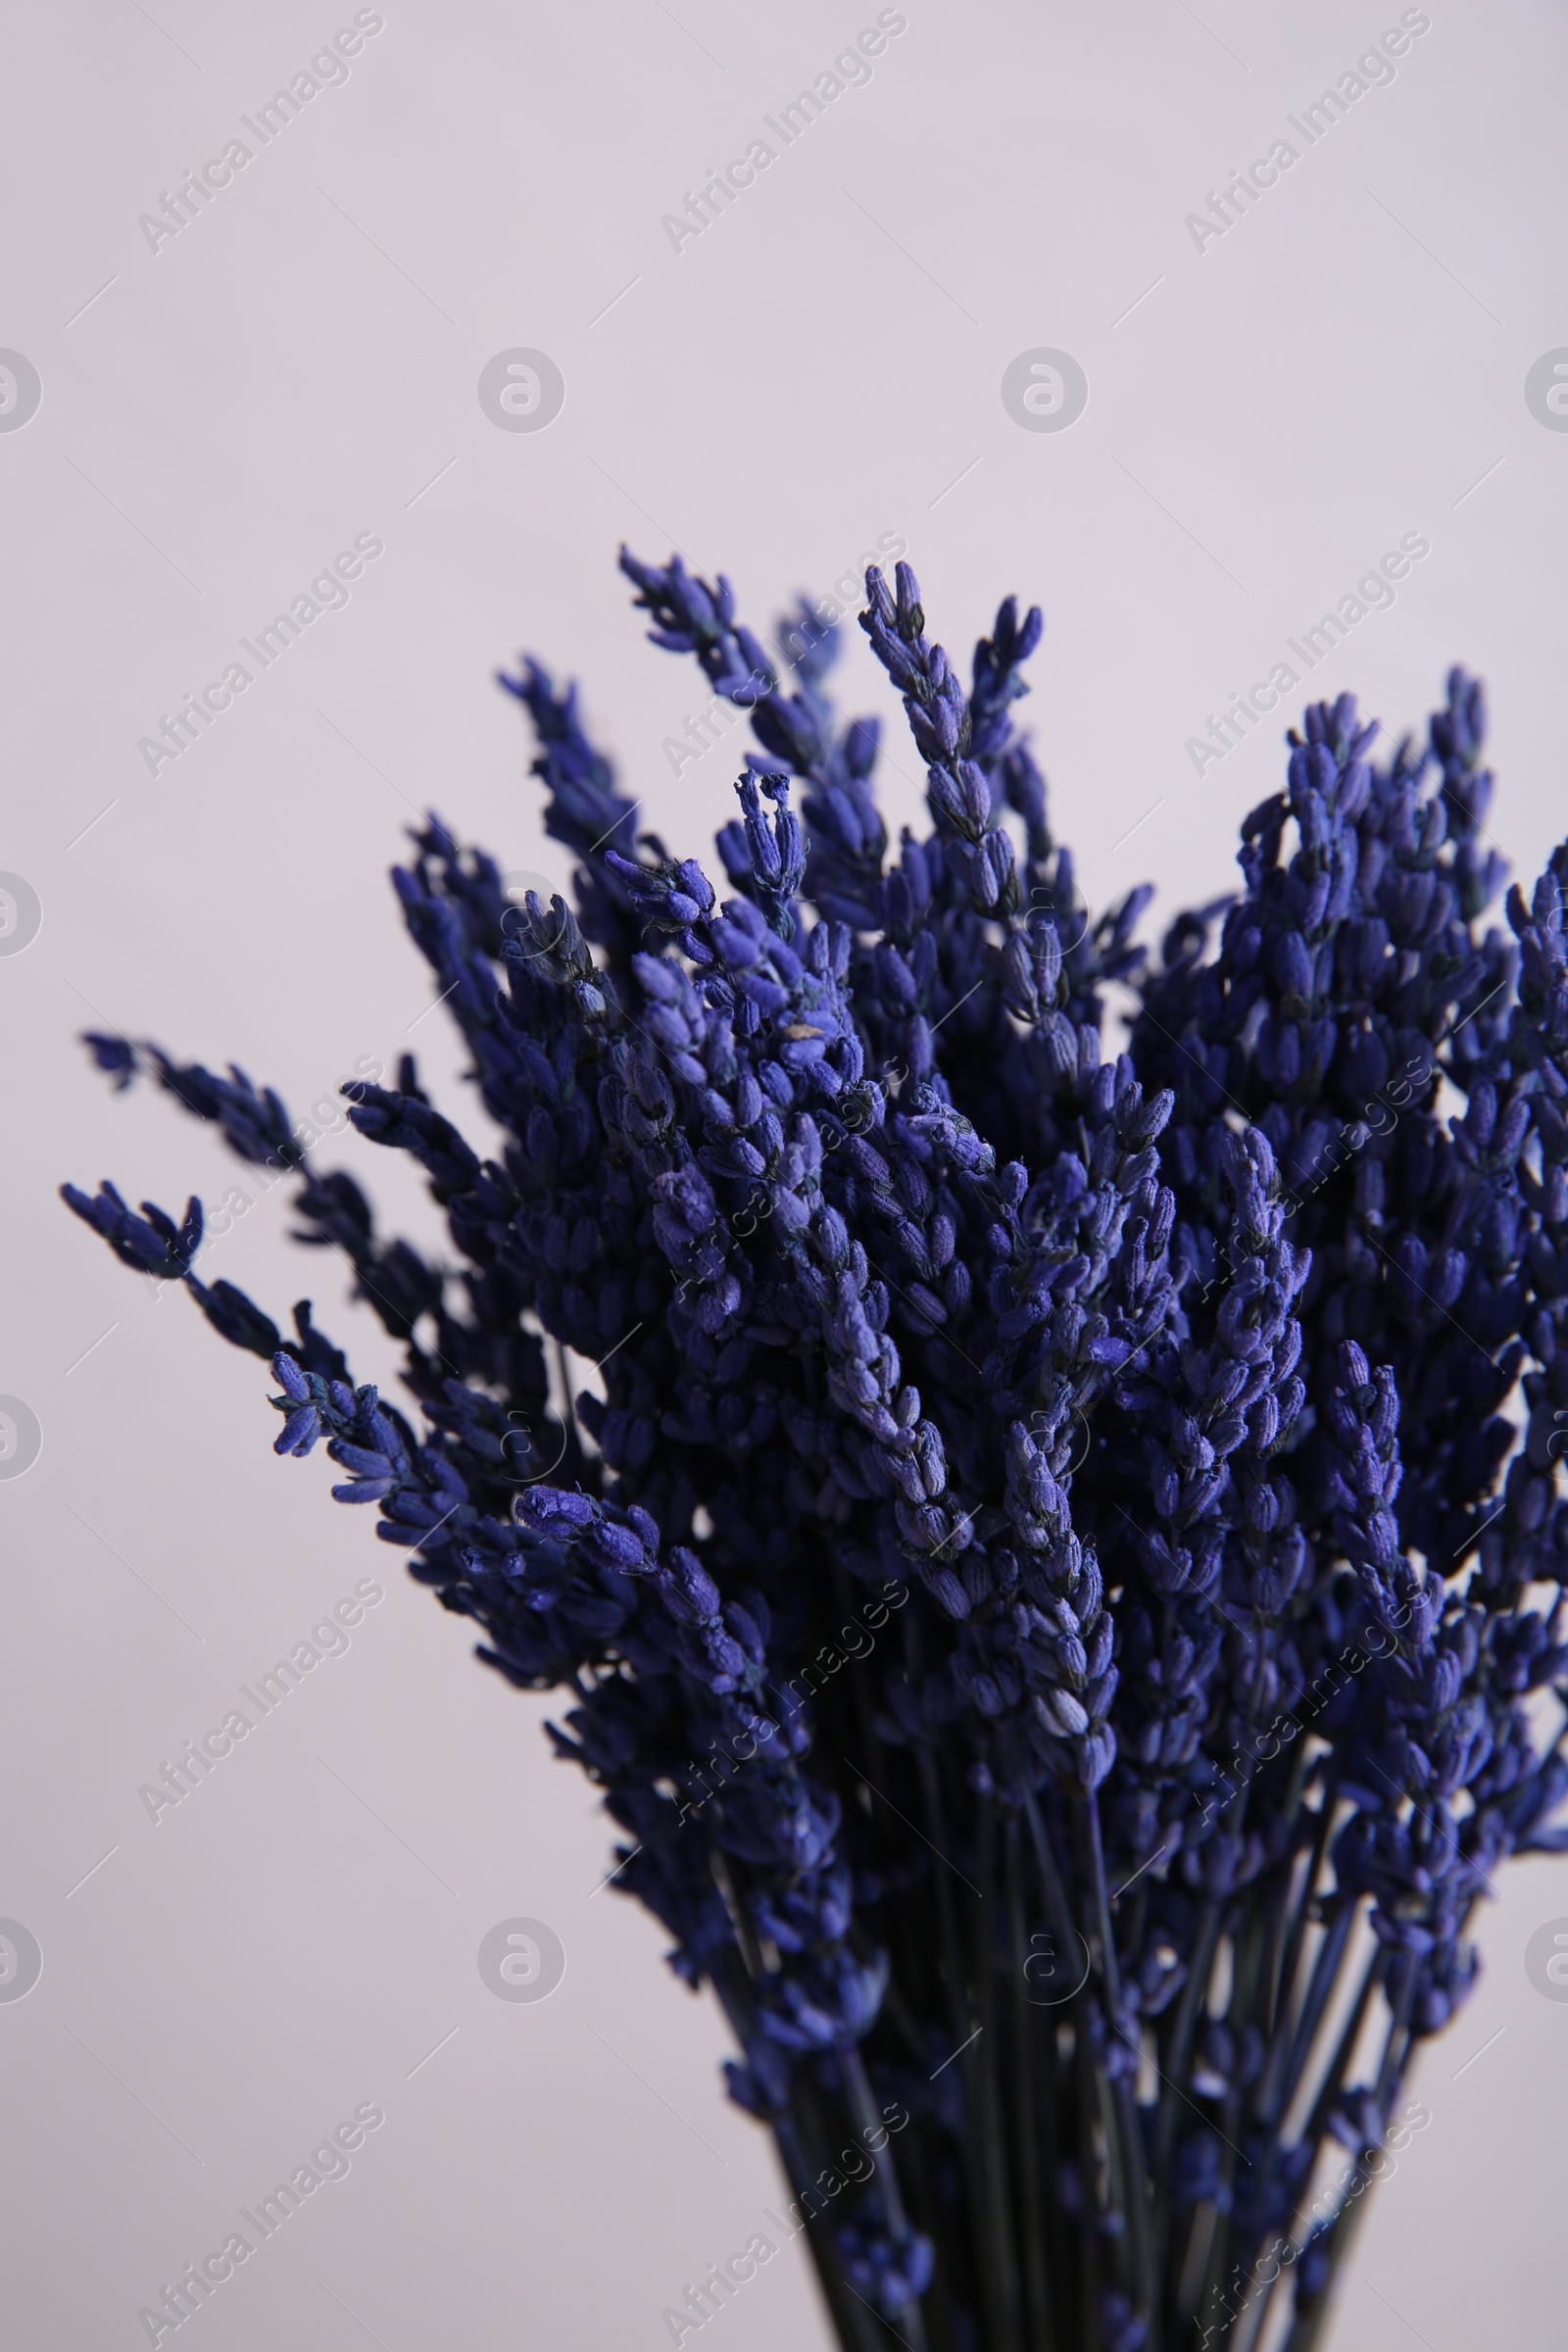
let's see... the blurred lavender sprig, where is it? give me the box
[65,550,1568,2352]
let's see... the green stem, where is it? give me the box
[1254,1792,1337,2126]
[1298,1923,1381,2154]
[1082,1795,1153,2330]
[772,2110,888,2352]
[1005,1812,1055,2352]
[710,1960,882,2352]
[975,1791,1024,2352]
[1073,2015,1103,2352]
[1273,1898,1356,2137]
[841,2045,929,2352]
[1019,1785,1100,2347]
[1152,1899,1220,2340]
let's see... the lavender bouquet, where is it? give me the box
[66,550,1568,2352]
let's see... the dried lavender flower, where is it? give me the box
[65,552,1568,2352]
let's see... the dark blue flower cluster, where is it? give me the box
[66,550,1568,2352]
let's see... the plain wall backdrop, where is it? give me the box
[3,3,1566,2346]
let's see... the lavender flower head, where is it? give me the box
[65,547,1568,2352]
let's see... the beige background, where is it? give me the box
[2,2,1566,2344]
